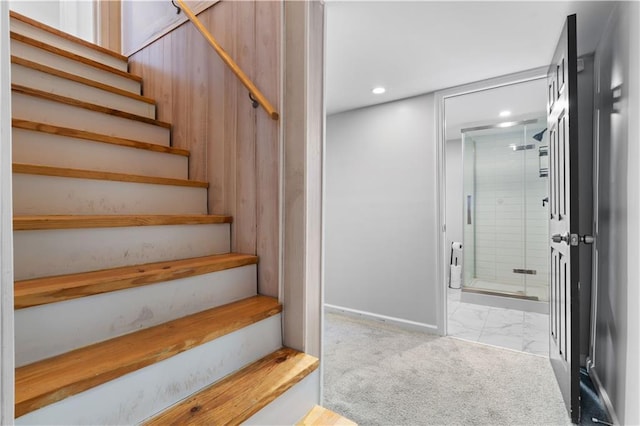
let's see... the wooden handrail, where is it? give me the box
[175,0,279,120]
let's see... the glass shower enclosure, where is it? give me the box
[462,118,549,301]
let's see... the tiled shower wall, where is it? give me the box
[464,128,549,299]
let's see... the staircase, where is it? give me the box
[10,11,320,425]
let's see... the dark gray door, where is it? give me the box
[547,14,581,424]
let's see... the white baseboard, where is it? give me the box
[324,304,438,334]
[589,367,620,425]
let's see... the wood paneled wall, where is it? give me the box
[121,1,221,56]
[127,1,281,297]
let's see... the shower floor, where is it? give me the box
[464,278,548,301]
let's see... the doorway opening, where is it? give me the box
[437,70,550,354]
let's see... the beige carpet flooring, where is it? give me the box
[323,312,571,426]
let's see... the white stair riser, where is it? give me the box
[13,174,205,216]
[14,224,231,280]
[12,93,169,146]
[11,18,128,72]
[12,63,155,118]
[245,370,320,426]
[12,129,188,180]
[11,39,140,94]
[15,315,282,426]
[15,265,258,367]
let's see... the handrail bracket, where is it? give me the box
[248,93,259,109]
[171,0,181,15]
[174,0,279,120]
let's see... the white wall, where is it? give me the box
[9,0,94,42]
[59,0,94,43]
[592,2,640,424]
[325,94,438,329]
[8,1,59,30]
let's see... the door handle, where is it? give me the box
[552,233,595,246]
[551,233,570,244]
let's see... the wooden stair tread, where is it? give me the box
[12,84,170,128]
[12,120,189,157]
[13,163,207,188]
[14,214,233,231]
[144,347,319,425]
[15,253,258,309]
[298,406,357,426]
[15,295,282,417]
[12,56,155,105]
[10,32,141,82]
[10,11,128,61]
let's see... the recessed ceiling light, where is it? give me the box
[372,87,386,95]
[499,110,512,117]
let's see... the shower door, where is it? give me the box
[462,120,549,301]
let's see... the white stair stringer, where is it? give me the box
[10,16,128,72]
[12,62,156,118]
[12,91,169,146]
[12,128,188,180]
[13,173,206,216]
[11,38,140,94]
[15,314,282,426]
[13,223,231,280]
[15,264,258,367]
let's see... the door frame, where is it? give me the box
[0,1,14,422]
[434,66,548,336]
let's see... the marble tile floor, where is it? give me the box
[447,288,549,356]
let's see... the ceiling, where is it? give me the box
[445,77,547,138]
[325,1,615,115]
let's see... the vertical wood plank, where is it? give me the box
[234,0,257,255]
[185,17,209,182]
[221,1,238,248]
[255,0,281,297]
[0,2,15,421]
[205,4,228,214]
[281,0,324,356]
[128,51,141,79]
[157,36,173,123]
[304,1,325,357]
[171,24,188,154]
[145,37,161,100]
[97,0,121,54]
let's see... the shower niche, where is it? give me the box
[462,118,549,302]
